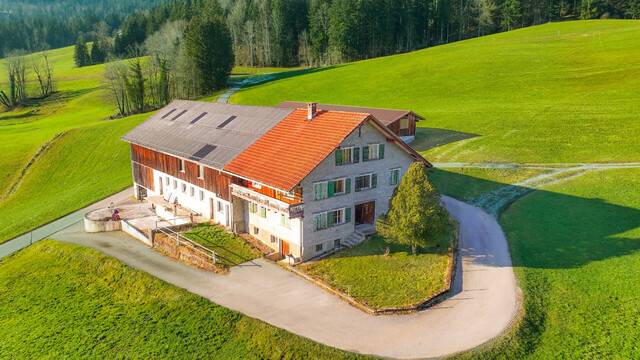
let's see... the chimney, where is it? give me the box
[307,102,317,120]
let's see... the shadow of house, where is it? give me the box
[411,127,480,152]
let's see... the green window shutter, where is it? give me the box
[260,207,266,217]
[379,144,385,159]
[327,211,335,228]
[362,146,369,161]
[335,150,342,166]
[314,183,321,200]
[353,148,359,163]
[322,182,328,199]
[280,214,285,226]
[345,207,352,223]
[372,173,377,188]
[389,170,394,185]
[313,214,319,231]
[328,181,334,197]
[345,178,351,194]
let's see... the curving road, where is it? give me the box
[49,194,520,359]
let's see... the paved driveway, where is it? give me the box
[49,195,519,359]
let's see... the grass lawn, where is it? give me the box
[303,223,453,309]
[233,20,640,164]
[0,240,370,359]
[183,224,263,267]
[452,168,640,359]
[429,167,551,200]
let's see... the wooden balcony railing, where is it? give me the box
[230,184,304,218]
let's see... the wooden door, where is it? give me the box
[281,240,290,256]
[363,201,375,224]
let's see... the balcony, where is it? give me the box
[230,184,304,218]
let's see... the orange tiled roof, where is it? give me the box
[223,109,369,192]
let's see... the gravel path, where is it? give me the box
[48,195,520,359]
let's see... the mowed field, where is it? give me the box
[232,21,640,358]
[233,20,640,164]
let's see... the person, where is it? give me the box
[112,209,121,221]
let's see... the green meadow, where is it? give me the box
[233,20,640,164]
[0,240,368,359]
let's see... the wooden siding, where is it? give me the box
[130,144,231,201]
[386,114,418,137]
[132,161,154,191]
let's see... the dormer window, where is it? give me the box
[179,159,185,172]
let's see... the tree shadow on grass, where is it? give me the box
[431,168,640,270]
[237,65,343,89]
[411,127,480,152]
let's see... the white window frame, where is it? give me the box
[332,208,345,225]
[190,186,195,197]
[181,183,187,193]
[333,178,346,195]
[199,190,205,201]
[341,147,353,164]
[165,177,170,186]
[217,201,224,213]
[270,235,278,243]
[173,179,178,189]
[368,144,380,160]
[197,164,204,179]
[179,159,185,173]
[313,212,328,231]
[355,174,372,191]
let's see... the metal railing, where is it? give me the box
[156,226,218,264]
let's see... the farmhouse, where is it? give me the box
[275,101,424,143]
[121,100,430,262]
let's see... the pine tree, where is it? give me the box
[74,36,91,67]
[501,0,522,31]
[183,13,234,94]
[376,162,449,255]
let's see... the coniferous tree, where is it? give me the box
[74,36,91,67]
[183,12,234,94]
[501,0,522,31]
[376,162,449,255]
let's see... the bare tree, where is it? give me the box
[31,51,54,98]
[104,61,129,117]
[4,50,29,105]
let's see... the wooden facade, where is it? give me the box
[386,114,418,138]
[130,144,231,201]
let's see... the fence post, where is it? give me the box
[213,251,217,264]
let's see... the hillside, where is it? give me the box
[233,20,640,164]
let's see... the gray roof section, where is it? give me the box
[121,100,293,170]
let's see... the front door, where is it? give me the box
[281,240,290,257]
[355,201,375,225]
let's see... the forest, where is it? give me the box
[1,0,639,64]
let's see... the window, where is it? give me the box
[253,227,259,235]
[314,182,328,200]
[390,168,401,186]
[190,186,195,197]
[363,144,384,161]
[199,190,205,201]
[334,239,341,247]
[217,201,224,213]
[270,235,278,243]
[173,179,177,189]
[400,117,409,129]
[316,244,323,252]
[333,178,345,195]
[249,203,257,213]
[334,147,359,165]
[179,159,185,172]
[315,179,350,200]
[259,207,267,218]
[313,212,328,231]
[314,208,351,231]
[165,177,170,186]
[181,183,186,193]
[197,164,204,179]
[355,174,377,191]
[280,214,290,229]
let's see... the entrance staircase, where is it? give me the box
[344,224,376,247]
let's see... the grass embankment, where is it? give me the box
[183,224,262,267]
[233,20,640,164]
[303,223,453,309]
[0,45,295,243]
[0,240,370,359]
[452,168,640,359]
